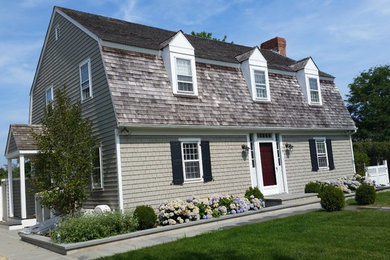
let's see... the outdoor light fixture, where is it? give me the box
[285,143,294,151]
[242,144,250,152]
[285,143,294,158]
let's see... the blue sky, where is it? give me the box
[1,0,389,166]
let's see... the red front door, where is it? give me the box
[260,143,277,186]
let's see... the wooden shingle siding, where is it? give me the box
[30,13,119,209]
[120,135,251,209]
[8,134,17,154]
[283,135,354,193]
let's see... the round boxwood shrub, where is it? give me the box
[355,184,376,205]
[304,182,322,194]
[245,187,264,200]
[134,205,157,230]
[320,185,345,212]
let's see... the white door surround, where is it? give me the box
[250,133,286,196]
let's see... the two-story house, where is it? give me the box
[3,6,356,223]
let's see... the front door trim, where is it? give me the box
[253,133,285,195]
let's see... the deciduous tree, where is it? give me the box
[32,87,97,215]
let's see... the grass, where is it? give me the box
[101,210,390,260]
[347,190,390,206]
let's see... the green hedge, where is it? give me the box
[353,142,390,175]
[50,211,138,243]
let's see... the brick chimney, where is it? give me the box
[260,37,286,56]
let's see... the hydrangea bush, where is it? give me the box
[158,194,265,226]
[307,174,375,194]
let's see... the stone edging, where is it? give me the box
[19,199,319,255]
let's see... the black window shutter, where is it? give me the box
[201,141,213,182]
[309,139,319,171]
[326,139,335,170]
[170,141,184,185]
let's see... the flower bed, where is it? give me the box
[308,174,375,194]
[158,195,265,226]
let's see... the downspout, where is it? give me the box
[115,128,124,212]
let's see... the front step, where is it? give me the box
[264,193,320,207]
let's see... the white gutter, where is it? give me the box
[118,123,357,132]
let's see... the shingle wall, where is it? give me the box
[30,13,119,209]
[283,134,354,193]
[120,135,251,209]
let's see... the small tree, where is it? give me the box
[191,31,232,43]
[32,87,97,215]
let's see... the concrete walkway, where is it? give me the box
[0,203,322,260]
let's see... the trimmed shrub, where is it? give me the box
[304,182,323,194]
[134,205,157,230]
[355,184,376,205]
[50,211,137,243]
[320,185,345,212]
[245,187,264,201]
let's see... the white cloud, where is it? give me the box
[116,0,247,25]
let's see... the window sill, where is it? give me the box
[92,187,104,191]
[81,96,93,103]
[183,178,204,184]
[318,167,329,171]
[309,102,322,106]
[253,98,271,103]
[173,92,198,98]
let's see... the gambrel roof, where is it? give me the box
[59,7,333,78]
[51,7,355,130]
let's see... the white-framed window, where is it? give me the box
[176,57,194,93]
[92,146,103,189]
[308,77,321,104]
[315,138,328,168]
[55,24,60,41]
[45,86,54,106]
[79,59,92,101]
[180,139,203,181]
[254,70,268,99]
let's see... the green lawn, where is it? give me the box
[347,190,390,206]
[101,210,390,260]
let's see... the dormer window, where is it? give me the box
[176,58,193,93]
[237,47,270,102]
[294,58,322,105]
[254,70,268,99]
[309,77,320,103]
[161,31,198,97]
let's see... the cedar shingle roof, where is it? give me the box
[7,124,42,154]
[102,47,355,129]
[58,7,333,78]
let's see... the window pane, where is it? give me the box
[177,75,192,82]
[311,90,319,103]
[176,58,192,76]
[256,87,267,98]
[182,142,200,180]
[92,147,102,188]
[318,155,328,168]
[316,141,326,154]
[178,82,193,92]
[185,161,200,179]
[80,63,89,82]
[254,71,266,84]
[82,88,90,100]
[309,78,318,90]
[46,88,53,104]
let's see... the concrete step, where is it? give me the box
[264,193,320,207]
